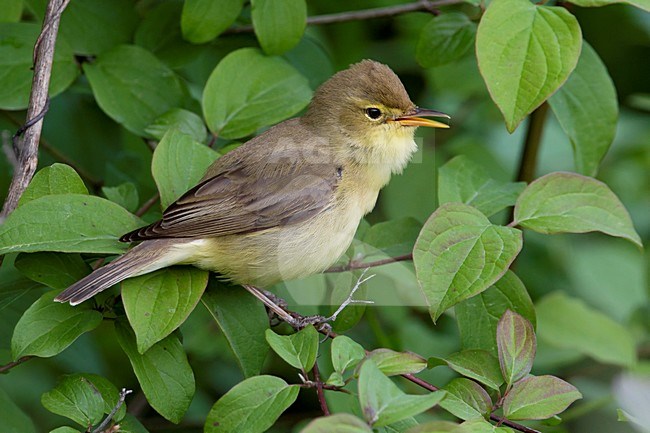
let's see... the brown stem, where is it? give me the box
[224,0,464,34]
[312,362,330,416]
[516,102,549,184]
[1,0,70,219]
[0,356,33,374]
[135,192,160,217]
[325,253,413,273]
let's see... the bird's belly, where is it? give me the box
[186,200,367,287]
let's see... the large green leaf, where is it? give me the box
[11,291,102,359]
[366,349,427,376]
[414,203,522,321]
[145,108,208,143]
[0,22,78,110]
[204,375,299,433]
[266,326,319,371]
[181,0,244,43]
[496,310,536,387]
[358,360,444,427]
[438,156,525,217]
[202,281,270,378]
[432,350,503,391]
[455,271,536,356]
[0,194,143,255]
[18,164,88,207]
[301,414,372,433]
[476,0,582,132]
[331,335,366,374]
[416,13,476,68]
[536,292,637,367]
[115,320,195,423]
[502,375,581,420]
[14,252,90,290]
[202,48,312,139]
[438,378,492,421]
[566,0,649,12]
[0,0,22,22]
[251,0,306,55]
[102,182,139,213]
[548,43,618,176]
[84,45,185,137]
[513,172,642,247]
[151,129,219,208]
[122,267,209,354]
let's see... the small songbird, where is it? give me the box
[55,60,449,305]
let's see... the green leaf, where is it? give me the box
[416,14,476,68]
[438,378,492,421]
[456,419,516,432]
[405,420,458,433]
[102,182,139,213]
[0,387,37,433]
[84,45,185,137]
[252,0,306,55]
[145,108,208,143]
[502,375,581,420]
[0,0,22,22]
[476,0,582,132]
[513,172,642,247]
[181,0,244,43]
[565,0,649,12]
[366,349,427,376]
[41,373,125,428]
[151,129,220,208]
[265,326,319,371]
[536,292,636,367]
[202,48,312,139]
[363,217,421,258]
[26,0,138,55]
[0,22,77,110]
[496,310,536,387]
[301,414,372,433]
[11,291,102,359]
[122,267,209,353]
[49,428,81,433]
[455,271,536,356]
[18,164,88,207]
[115,320,194,423]
[204,375,299,433]
[414,203,523,321]
[41,374,105,428]
[117,414,150,433]
[548,43,617,177]
[438,350,503,391]
[0,194,144,255]
[359,360,444,427]
[15,252,91,290]
[438,156,526,217]
[331,335,366,374]
[202,281,270,378]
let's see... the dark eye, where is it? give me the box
[365,107,382,120]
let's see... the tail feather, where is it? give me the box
[55,240,184,305]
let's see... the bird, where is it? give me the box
[55,59,450,306]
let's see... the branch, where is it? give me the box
[311,362,330,416]
[224,0,464,34]
[0,356,33,374]
[135,192,160,217]
[0,0,70,219]
[92,388,132,433]
[325,253,413,273]
[516,102,549,184]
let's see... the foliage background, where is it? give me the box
[0,0,649,432]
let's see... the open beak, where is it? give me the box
[394,108,451,129]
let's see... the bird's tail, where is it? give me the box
[55,239,192,306]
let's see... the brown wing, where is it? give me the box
[121,128,340,242]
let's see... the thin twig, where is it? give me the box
[224,0,464,34]
[91,388,132,433]
[1,0,70,218]
[325,269,374,322]
[135,192,160,217]
[0,356,33,374]
[326,253,413,273]
[516,102,549,184]
[311,363,330,416]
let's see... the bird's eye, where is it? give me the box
[365,107,382,120]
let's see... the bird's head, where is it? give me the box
[304,60,449,171]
